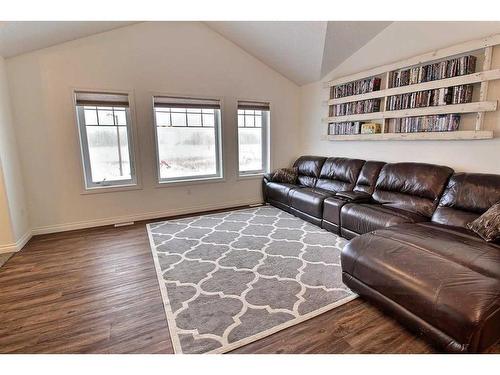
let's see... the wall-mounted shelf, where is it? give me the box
[323,101,498,123]
[327,68,500,106]
[322,130,493,142]
[323,33,500,141]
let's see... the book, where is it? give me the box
[386,84,473,111]
[389,55,476,88]
[332,77,381,99]
[331,99,381,116]
[394,114,460,133]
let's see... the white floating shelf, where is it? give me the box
[328,69,500,105]
[323,101,497,123]
[323,130,493,142]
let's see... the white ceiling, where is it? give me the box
[206,21,391,85]
[321,21,392,77]
[0,21,391,85]
[0,21,137,58]
[206,21,328,85]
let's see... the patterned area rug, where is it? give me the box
[147,205,356,354]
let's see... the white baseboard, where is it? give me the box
[0,230,33,254]
[31,199,264,236]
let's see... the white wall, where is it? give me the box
[0,56,30,250]
[6,22,300,233]
[300,22,500,173]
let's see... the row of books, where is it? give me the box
[330,99,381,116]
[328,122,362,135]
[389,55,476,88]
[394,114,460,133]
[331,77,381,99]
[386,84,474,111]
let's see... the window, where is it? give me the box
[237,101,270,175]
[153,96,223,183]
[74,91,137,189]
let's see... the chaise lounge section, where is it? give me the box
[342,172,500,353]
[263,155,500,353]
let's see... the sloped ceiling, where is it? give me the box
[0,21,391,85]
[206,21,392,85]
[206,21,328,86]
[321,21,392,78]
[0,21,137,58]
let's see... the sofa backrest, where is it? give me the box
[372,162,454,217]
[432,173,500,228]
[315,157,365,192]
[292,155,327,187]
[353,161,386,194]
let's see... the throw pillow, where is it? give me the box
[467,202,500,242]
[271,167,298,184]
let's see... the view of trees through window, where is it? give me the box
[154,107,219,180]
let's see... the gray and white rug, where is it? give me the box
[147,205,356,354]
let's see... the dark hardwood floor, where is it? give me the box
[0,209,498,354]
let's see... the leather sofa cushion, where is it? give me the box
[341,203,427,235]
[373,162,454,217]
[315,157,365,192]
[341,223,500,350]
[335,190,372,202]
[293,155,327,187]
[289,187,336,218]
[265,182,300,205]
[323,197,346,226]
[432,172,500,228]
[354,160,385,194]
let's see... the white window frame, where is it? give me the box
[237,101,271,177]
[152,94,224,185]
[73,90,140,192]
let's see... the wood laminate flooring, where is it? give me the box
[1,208,498,354]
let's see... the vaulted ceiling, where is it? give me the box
[205,21,392,85]
[0,21,137,58]
[0,21,391,85]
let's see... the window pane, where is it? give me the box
[203,114,215,127]
[86,126,131,182]
[238,127,262,172]
[157,127,217,179]
[187,113,202,126]
[245,115,255,127]
[171,112,187,127]
[114,109,127,125]
[119,126,131,177]
[84,108,98,125]
[238,114,244,127]
[203,108,215,114]
[254,115,262,128]
[97,108,114,125]
[156,111,171,126]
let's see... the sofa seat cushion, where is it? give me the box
[289,187,336,218]
[342,223,500,351]
[265,182,301,205]
[341,203,427,235]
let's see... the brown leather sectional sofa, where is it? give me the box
[262,155,500,353]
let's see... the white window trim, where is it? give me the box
[72,88,142,194]
[151,93,225,186]
[236,100,271,177]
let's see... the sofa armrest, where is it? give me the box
[263,172,274,184]
[335,190,372,203]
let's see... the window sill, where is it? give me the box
[237,173,266,181]
[155,176,225,188]
[80,183,142,195]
